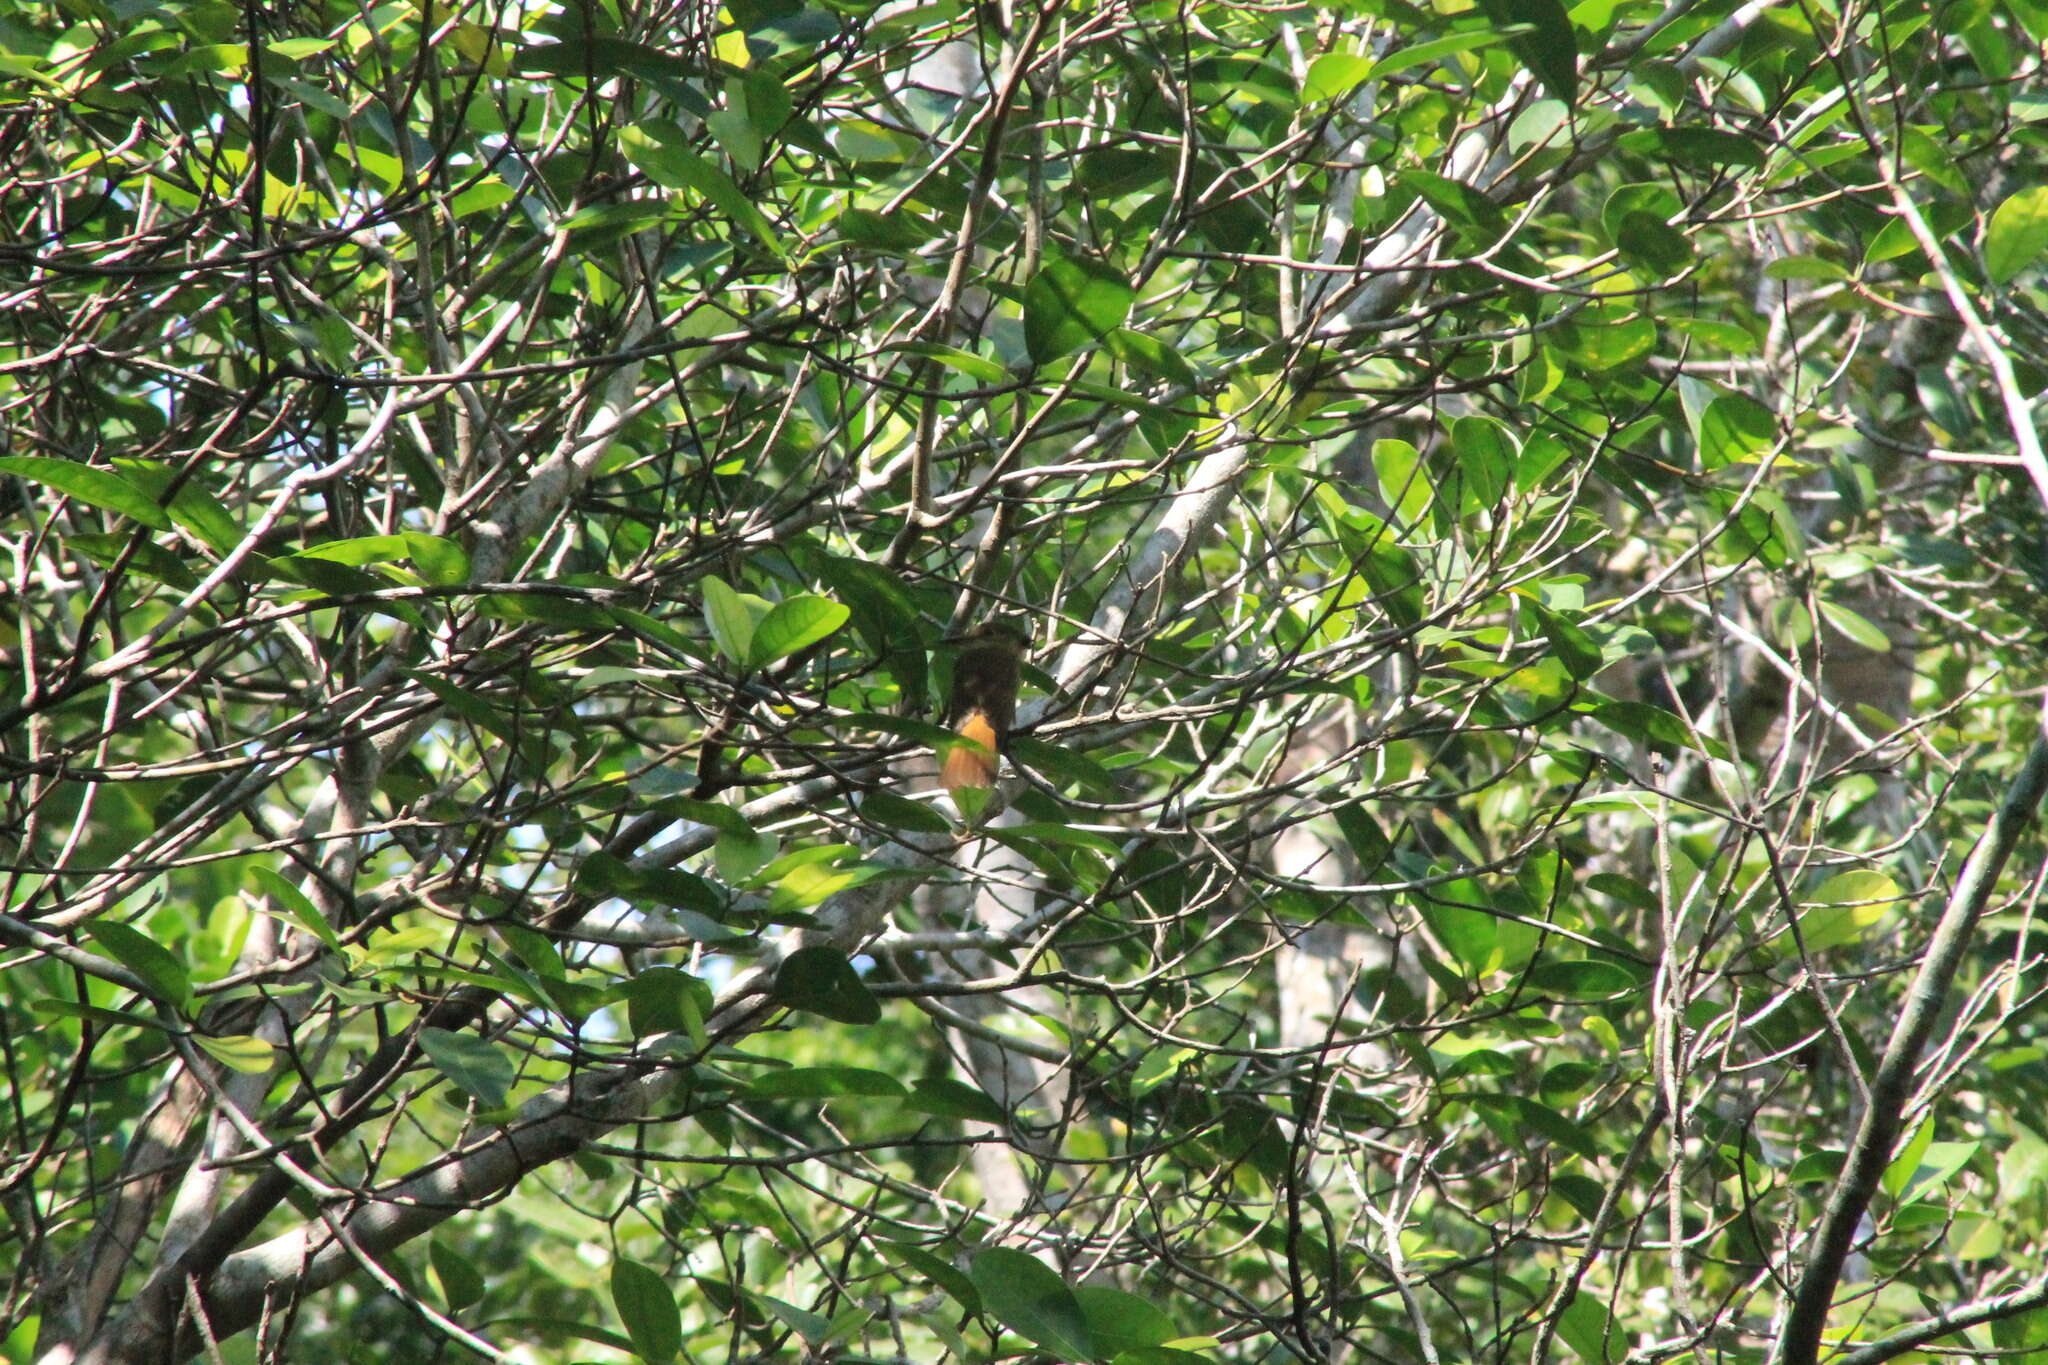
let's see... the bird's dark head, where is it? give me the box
[945,618,1031,654]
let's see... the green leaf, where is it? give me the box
[885,339,1008,382]
[856,788,954,835]
[884,1242,982,1312]
[403,669,515,743]
[1882,1117,1934,1198]
[1301,52,1374,103]
[1589,184,1687,278]
[1601,182,1681,245]
[1531,603,1603,681]
[84,920,192,1012]
[1810,869,1902,908]
[1620,126,1764,168]
[1476,0,1578,106]
[612,1259,682,1364]
[248,865,342,951]
[609,607,700,662]
[1115,1350,1214,1365]
[969,1248,1098,1363]
[0,456,172,529]
[623,967,715,1043]
[1471,1095,1603,1160]
[1612,210,1692,273]
[1818,599,1890,652]
[193,1033,276,1074]
[742,68,792,140]
[1073,1287,1176,1356]
[1401,170,1509,250]
[1024,251,1135,366]
[716,827,776,885]
[903,1076,1008,1123]
[1555,1289,1624,1364]
[417,1027,514,1109]
[1893,1139,1979,1206]
[268,36,337,59]
[702,575,765,666]
[1332,803,1392,877]
[750,594,849,666]
[67,532,199,590]
[271,554,388,600]
[1763,254,1849,281]
[1668,316,1759,354]
[1589,698,1729,758]
[619,120,781,253]
[1417,881,1497,976]
[838,207,933,252]
[574,849,644,898]
[164,483,244,554]
[494,922,564,980]
[1106,328,1199,389]
[1372,437,1434,525]
[751,1291,830,1345]
[1516,431,1571,490]
[1795,870,1901,951]
[1450,415,1515,515]
[1987,185,2048,283]
[486,1317,634,1355]
[826,557,929,713]
[449,180,516,220]
[1132,1045,1196,1095]
[1373,28,1513,79]
[1008,735,1121,796]
[744,1066,907,1098]
[704,110,762,175]
[999,822,1122,853]
[1526,959,1639,999]
[1558,300,1654,372]
[31,998,168,1032]
[406,532,471,586]
[771,945,881,1024]
[295,534,411,565]
[1697,393,1776,468]
[430,1238,487,1312]
[769,861,877,913]
[1862,213,1927,267]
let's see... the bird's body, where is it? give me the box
[941,620,1028,795]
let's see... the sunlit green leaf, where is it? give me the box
[1301,52,1374,104]
[0,457,172,529]
[751,594,849,666]
[1987,185,2048,283]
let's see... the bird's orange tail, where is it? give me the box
[942,711,1000,793]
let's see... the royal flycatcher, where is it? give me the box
[940,620,1030,795]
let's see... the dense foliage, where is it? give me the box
[4,0,2048,1363]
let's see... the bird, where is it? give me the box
[940,619,1030,796]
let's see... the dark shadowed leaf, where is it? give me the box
[1024,252,1135,365]
[612,1259,681,1363]
[1475,0,1578,106]
[771,946,881,1024]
